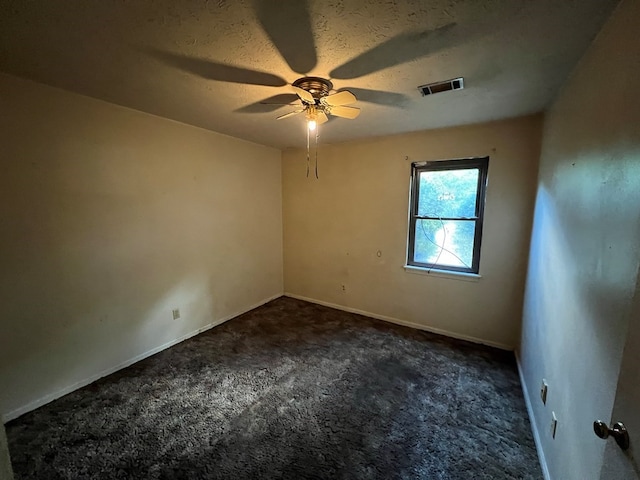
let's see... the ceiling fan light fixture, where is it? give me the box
[283,78,361,178]
[282,77,360,176]
[306,106,318,132]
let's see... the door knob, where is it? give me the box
[593,420,630,450]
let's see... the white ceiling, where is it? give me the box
[0,0,619,149]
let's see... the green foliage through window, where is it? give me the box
[407,158,489,274]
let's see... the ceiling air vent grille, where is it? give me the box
[418,78,464,96]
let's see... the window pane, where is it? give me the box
[418,168,479,218]
[413,219,475,268]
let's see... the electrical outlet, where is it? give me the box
[540,379,548,405]
[172,309,180,320]
[551,412,558,439]
[341,284,346,292]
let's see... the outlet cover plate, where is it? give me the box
[541,379,548,405]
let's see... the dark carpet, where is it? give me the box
[7,297,541,479]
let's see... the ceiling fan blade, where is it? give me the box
[277,109,304,120]
[323,90,357,106]
[316,111,329,125]
[341,88,410,108]
[292,86,315,104]
[329,106,360,119]
[147,49,287,87]
[329,23,457,80]
[253,0,317,74]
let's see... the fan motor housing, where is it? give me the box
[293,77,333,100]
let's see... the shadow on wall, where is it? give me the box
[522,183,629,371]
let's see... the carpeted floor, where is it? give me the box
[7,297,541,479]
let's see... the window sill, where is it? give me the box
[403,265,482,282]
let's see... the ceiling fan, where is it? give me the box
[276,77,360,131]
[146,0,488,163]
[147,2,465,120]
[269,76,361,178]
[145,0,484,178]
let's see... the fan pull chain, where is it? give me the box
[314,129,319,179]
[306,126,310,178]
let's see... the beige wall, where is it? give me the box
[0,73,283,420]
[520,0,640,478]
[283,115,542,348]
[0,423,13,480]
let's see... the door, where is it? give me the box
[599,285,640,479]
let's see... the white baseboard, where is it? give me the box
[284,292,513,351]
[515,353,551,480]
[3,293,282,423]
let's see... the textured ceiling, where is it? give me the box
[0,0,619,149]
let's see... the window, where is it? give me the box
[407,157,489,274]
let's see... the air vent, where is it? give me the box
[418,78,464,96]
